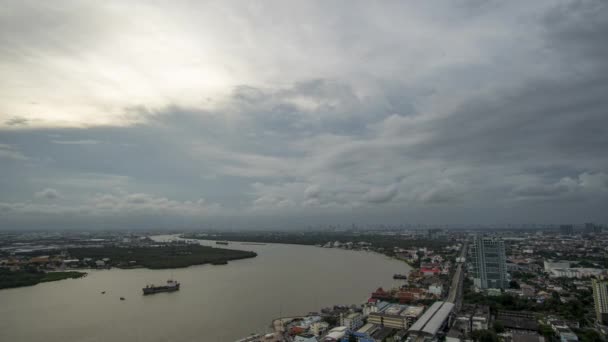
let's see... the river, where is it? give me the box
[0,235,411,342]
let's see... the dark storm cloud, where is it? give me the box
[543,0,608,66]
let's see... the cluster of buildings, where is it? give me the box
[265,299,448,342]
[0,231,165,272]
[461,227,608,342]
[0,253,114,271]
[320,241,372,250]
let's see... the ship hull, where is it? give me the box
[142,284,180,295]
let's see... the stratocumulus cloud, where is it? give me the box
[0,1,607,229]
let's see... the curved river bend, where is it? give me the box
[0,235,411,342]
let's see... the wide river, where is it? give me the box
[0,235,411,342]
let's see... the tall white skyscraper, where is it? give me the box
[471,237,508,289]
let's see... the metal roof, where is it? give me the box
[408,301,454,336]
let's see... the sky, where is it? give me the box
[1,0,608,230]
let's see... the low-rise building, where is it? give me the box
[340,312,363,331]
[368,304,425,330]
[310,322,329,336]
[368,312,408,330]
[322,326,347,341]
[429,284,443,296]
[496,311,538,332]
[521,284,536,297]
[294,334,318,342]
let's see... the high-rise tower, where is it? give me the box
[471,237,508,289]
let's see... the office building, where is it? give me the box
[471,237,508,289]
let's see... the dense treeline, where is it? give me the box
[0,268,86,289]
[464,289,593,325]
[68,245,257,269]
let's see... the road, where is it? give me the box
[446,241,467,306]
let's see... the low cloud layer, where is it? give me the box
[1,1,608,229]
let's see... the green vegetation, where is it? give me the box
[510,271,537,282]
[493,321,505,334]
[68,245,257,269]
[509,280,520,289]
[539,324,555,340]
[0,268,86,289]
[573,328,604,342]
[471,330,498,342]
[464,291,592,325]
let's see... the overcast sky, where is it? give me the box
[1,0,607,230]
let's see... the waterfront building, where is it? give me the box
[592,279,608,325]
[310,322,329,336]
[368,304,424,330]
[294,335,317,342]
[340,312,363,331]
[322,326,347,341]
[471,237,508,289]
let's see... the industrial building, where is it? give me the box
[367,304,424,330]
[408,301,455,338]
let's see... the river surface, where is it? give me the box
[0,235,411,342]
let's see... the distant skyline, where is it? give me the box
[1,1,608,230]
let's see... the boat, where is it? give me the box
[101,291,106,294]
[142,279,180,295]
[211,260,228,265]
[215,241,229,245]
[393,274,408,280]
[120,297,125,300]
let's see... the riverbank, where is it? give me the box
[68,245,257,269]
[182,232,421,269]
[0,269,86,290]
[2,240,410,342]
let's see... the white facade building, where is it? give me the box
[429,284,443,296]
[340,312,363,331]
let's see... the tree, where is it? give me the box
[493,321,505,334]
[539,324,555,341]
[509,280,520,289]
[577,329,603,342]
[471,330,498,342]
[417,251,425,268]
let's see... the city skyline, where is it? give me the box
[1,1,608,229]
